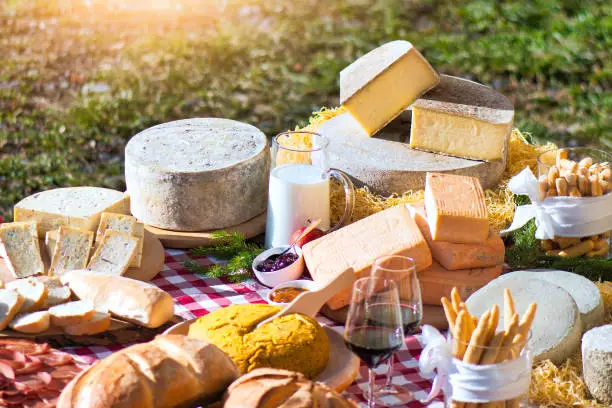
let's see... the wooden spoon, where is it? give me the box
[257,267,355,328]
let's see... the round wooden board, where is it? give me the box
[144,211,267,249]
[164,319,360,392]
[0,229,165,283]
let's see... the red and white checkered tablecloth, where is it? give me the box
[60,249,444,408]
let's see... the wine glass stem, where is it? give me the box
[367,368,377,408]
[385,354,394,387]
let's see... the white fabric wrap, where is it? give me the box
[418,325,531,403]
[501,167,612,239]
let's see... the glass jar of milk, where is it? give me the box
[265,131,355,248]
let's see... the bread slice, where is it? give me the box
[49,300,95,327]
[10,310,50,333]
[37,276,71,307]
[63,310,111,335]
[0,221,44,278]
[0,289,25,331]
[6,278,48,312]
[96,213,143,268]
[48,227,94,277]
[87,230,138,276]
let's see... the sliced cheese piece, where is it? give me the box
[424,172,488,244]
[45,229,59,260]
[6,277,48,312]
[466,277,581,364]
[408,203,504,269]
[418,260,502,306]
[96,213,143,268]
[63,310,111,336]
[302,204,432,310]
[37,276,72,307]
[49,300,95,327]
[500,270,605,331]
[582,325,612,405]
[87,230,138,276]
[340,40,439,136]
[0,289,25,331]
[125,118,269,232]
[0,221,44,278]
[9,310,50,333]
[49,227,94,277]
[410,75,514,161]
[340,40,440,136]
[14,187,130,237]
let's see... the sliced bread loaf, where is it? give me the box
[10,310,50,333]
[37,276,72,307]
[63,310,111,335]
[49,300,95,327]
[0,289,25,331]
[6,278,48,312]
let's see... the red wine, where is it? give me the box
[367,303,422,335]
[345,327,402,368]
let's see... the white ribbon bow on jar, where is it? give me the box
[418,325,532,404]
[500,167,612,239]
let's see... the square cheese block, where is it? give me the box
[14,187,130,237]
[424,173,489,244]
[302,204,432,310]
[87,230,138,276]
[48,227,94,277]
[96,212,143,268]
[419,260,502,306]
[409,203,504,270]
[0,221,44,278]
[340,40,439,136]
[410,75,514,161]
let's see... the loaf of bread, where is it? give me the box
[223,368,358,407]
[58,335,240,408]
[61,270,174,328]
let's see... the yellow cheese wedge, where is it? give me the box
[410,75,514,161]
[340,40,439,136]
[424,173,489,244]
[302,204,432,310]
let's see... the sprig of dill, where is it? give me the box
[182,231,264,283]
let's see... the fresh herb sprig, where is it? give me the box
[183,231,264,283]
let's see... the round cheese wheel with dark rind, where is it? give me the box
[466,277,581,364]
[125,118,270,231]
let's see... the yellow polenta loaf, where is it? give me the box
[188,304,330,379]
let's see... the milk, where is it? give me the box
[265,164,330,248]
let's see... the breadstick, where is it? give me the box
[589,163,600,176]
[496,314,519,362]
[486,305,499,345]
[503,289,515,331]
[578,157,593,169]
[505,333,529,408]
[517,303,537,341]
[453,311,470,360]
[546,249,562,256]
[556,149,568,167]
[442,297,457,331]
[559,159,578,173]
[546,187,558,198]
[568,186,582,197]
[587,246,609,257]
[590,175,603,196]
[593,238,609,251]
[479,330,506,365]
[451,287,462,314]
[540,240,555,251]
[559,240,595,258]
[563,172,577,186]
[554,236,581,249]
[600,179,609,194]
[538,176,548,200]
[463,311,491,364]
[555,178,568,196]
[578,174,590,196]
[547,166,559,186]
[601,167,611,181]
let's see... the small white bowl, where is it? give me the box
[252,246,304,288]
[267,279,320,305]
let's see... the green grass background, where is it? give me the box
[1,0,610,219]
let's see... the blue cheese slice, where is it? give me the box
[0,221,44,278]
[14,187,130,237]
[48,227,94,277]
[96,213,143,268]
[87,230,138,276]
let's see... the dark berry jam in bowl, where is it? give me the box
[256,252,299,272]
[252,245,305,288]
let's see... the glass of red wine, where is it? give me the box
[370,255,422,403]
[344,277,404,408]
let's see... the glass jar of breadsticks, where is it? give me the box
[537,147,611,258]
[441,288,535,407]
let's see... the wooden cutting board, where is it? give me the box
[0,229,165,283]
[144,211,266,249]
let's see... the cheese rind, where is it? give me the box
[87,230,138,276]
[409,203,504,269]
[0,221,44,278]
[410,75,514,161]
[302,204,432,310]
[424,173,488,244]
[419,261,502,306]
[49,227,94,277]
[340,40,439,136]
[582,325,612,405]
[14,187,130,237]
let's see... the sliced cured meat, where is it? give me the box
[38,352,73,367]
[0,361,15,379]
[46,364,83,379]
[15,356,42,375]
[0,392,27,405]
[14,373,49,393]
[0,340,50,355]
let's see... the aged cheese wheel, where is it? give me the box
[125,118,270,231]
[502,270,604,331]
[582,325,612,405]
[317,112,505,195]
[466,277,581,364]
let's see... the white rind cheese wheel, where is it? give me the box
[125,118,270,231]
[582,325,612,404]
[501,270,604,331]
[466,277,581,364]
